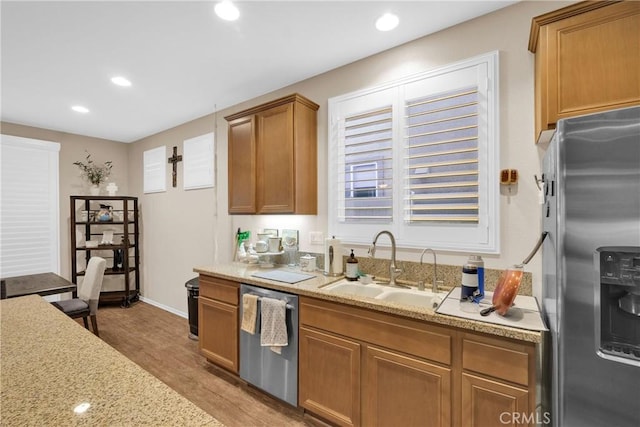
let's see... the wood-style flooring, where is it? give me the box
[94,301,310,427]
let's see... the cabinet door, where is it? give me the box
[228,115,256,213]
[536,1,640,139]
[461,373,530,427]
[363,346,451,427]
[256,102,295,213]
[299,326,361,427]
[199,296,238,373]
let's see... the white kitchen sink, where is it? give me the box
[322,281,387,298]
[376,289,446,309]
[323,279,446,309]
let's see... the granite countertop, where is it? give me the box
[194,263,542,343]
[0,295,223,427]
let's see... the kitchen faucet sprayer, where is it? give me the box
[367,244,376,258]
[370,230,405,288]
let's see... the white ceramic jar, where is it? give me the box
[300,254,316,272]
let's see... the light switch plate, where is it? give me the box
[309,231,324,245]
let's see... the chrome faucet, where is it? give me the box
[369,230,404,288]
[419,248,438,293]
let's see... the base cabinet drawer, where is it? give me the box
[199,296,238,373]
[461,373,530,427]
[462,336,530,387]
[199,275,239,305]
[299,326,361,427]
[363,345,451,427]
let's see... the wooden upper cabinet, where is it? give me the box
[227,116,256,214]
[256,103,295,213]
[225,93,319,214]
[529,1,640,143]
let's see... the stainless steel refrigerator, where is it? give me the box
[541,106,640,427]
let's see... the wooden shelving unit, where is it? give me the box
[70,195,140,307]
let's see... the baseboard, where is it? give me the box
[138,295,188,319]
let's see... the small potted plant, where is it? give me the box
[73,151,113,195]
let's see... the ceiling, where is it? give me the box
[1,1,516,143]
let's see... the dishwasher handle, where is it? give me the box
[245,292,295,311]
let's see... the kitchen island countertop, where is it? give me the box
[0,295,223,426]
[194,263,542,343]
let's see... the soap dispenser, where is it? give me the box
[346,249,359,281]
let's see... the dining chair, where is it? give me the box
[52,256,106,336]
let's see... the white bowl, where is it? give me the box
[85,240,99,248]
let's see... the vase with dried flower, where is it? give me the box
[73,151,112,195]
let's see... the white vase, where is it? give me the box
[89,184,100,196]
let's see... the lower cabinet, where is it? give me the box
[195,279,538,427]
[298,296,537,427]
[460,332,536,427]
[461,373,529,427]
[299,296,453,427]
[363,346,451,427]
[198,275,239,373]
[199,297,238,372]
[299,326,361,427]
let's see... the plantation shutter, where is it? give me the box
[329,52,497,251]
[338,105,394,222]
[404,86,479,223]
[0,135,60,277]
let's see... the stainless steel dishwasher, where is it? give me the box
[239,283,298,406]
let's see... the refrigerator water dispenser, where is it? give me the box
[595,247,640,367]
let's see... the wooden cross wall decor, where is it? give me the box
[168,146,183,188]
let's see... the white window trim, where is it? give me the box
[328,51,500,254]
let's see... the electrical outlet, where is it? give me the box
[309,231,324,245]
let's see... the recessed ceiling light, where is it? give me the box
[215,1,240,21]
[71,106,90,114]
[111,76,132,87]
[376,13,399,32]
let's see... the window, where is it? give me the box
[183,133,215,190]
[143,146,166,193]
[328,52,499,253]
[350,163,379,198]
[0,135,60,277]
[405,86,480,223]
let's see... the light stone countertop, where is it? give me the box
[0,295,223,427]
[194,263,542,343]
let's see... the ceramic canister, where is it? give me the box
[268,237,282,253]
[300,254,316,272]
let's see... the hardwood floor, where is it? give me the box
[94,301,311,427]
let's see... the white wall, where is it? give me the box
[127,1,573,313]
